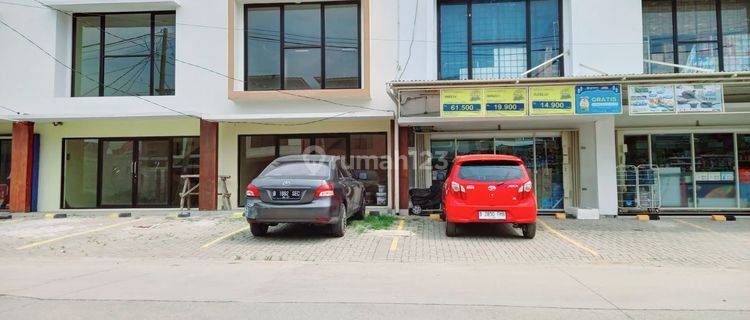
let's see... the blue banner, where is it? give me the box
[442,104,482,112]
[574,85,622,115]
[486,103,525,112]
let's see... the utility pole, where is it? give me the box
[157,27,169,95]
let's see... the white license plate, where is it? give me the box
[478,211,506,220]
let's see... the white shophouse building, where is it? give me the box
[0,0,749,216]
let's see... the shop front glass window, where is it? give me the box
[535,137,563,210]
[651,134,694,207]
[350,134,388,206]
[239,136,277,206]
[313,136,347,158]
[431,140,455,186]
[456,139,493,155]
[63,139,99,208]
[624,135,650,166]
[171,137,199,207]
[495,138,534,177]
[693,133,736,208]
[738,134,750,208]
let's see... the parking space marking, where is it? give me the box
[537,219,599,256]
[16,218,149,250]
[673,218,716,233]
[201,226,249,249]
[389,218,406,252]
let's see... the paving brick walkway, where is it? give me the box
[1,215,748,268]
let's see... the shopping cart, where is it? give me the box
[617,165,661,214]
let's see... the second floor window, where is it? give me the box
[244,2,361,91]
[643,0,750,73]
[72,12,176,97]
[439,0,562,80]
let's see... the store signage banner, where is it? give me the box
[675,84,724,113]
[574,85,623,115]
[628,85,676,114]
[529,86,575,116]
[484,88,528,117]
[440,89,484,117]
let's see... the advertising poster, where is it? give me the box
[574,85,623,115]
[440,89,483,117]
[529,86,575,116]
[628,85,676,114]
[675,84,724,113]
[484,88,528,117]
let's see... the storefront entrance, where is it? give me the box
[417,132,575,211]
[62,137,200,209]
[620,130,750,211]
[238,133,389,207]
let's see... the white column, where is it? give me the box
[594,117,618,216]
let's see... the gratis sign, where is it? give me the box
[574,85,623,115]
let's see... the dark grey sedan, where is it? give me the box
[244,155,366,237]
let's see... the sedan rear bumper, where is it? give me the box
[244,197,343,224]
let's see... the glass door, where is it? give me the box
[99,138,172,208]
[137,139,170,207]
[99,139,135,207]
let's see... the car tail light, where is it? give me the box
[315,184,335,198]
[246,184,260,198]
[451,181,465,193]
[518,181,533,195]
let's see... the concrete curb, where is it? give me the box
[5,210,238,220]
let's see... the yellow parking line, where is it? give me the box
[201,226,249,249]
[537,219,599,256]
[389,237,399,251]
[17,218,147,250]
[673,218,716,233]
[389,218,406,252]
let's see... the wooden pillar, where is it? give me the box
[199,119,219,211]
[398,126,410,210]
[10,121,34,213]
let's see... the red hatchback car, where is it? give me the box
[442,155,537,238]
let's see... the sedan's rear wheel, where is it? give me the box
[521,222,536,239]
[330,205,347,237]
[445,222,458,237]
[250,223,269,237]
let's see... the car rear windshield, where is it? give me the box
[260,161,330,179]
[457,161,526,182]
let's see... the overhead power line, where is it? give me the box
[0,17,200,119]
[19,0,393,122]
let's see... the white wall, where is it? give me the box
[0,0,398,120]
[566,0,644,76]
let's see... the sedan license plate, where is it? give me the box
[478,211,506,220]
[272,189,302,200]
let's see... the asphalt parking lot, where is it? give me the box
[1,213,748,268]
